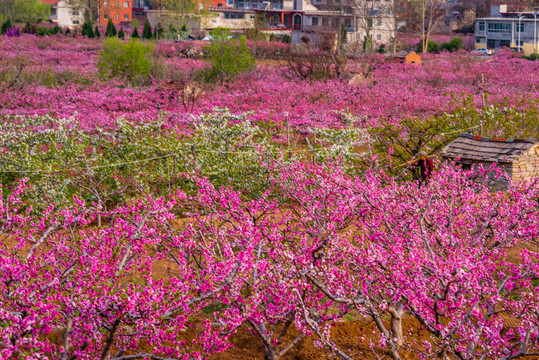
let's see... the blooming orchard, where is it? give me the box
[1,33,539,359]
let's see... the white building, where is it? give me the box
[204,0,395,45]
[42,0,84,27]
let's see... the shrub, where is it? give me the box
[363,35,373,51]
[418,39,439,53]
[204,29,255,82]
[118,26,125,39]
[94,25,100,37]
[5,26,20,37]
[281,34,291,44]
[142,19,152,39]
[97,37,154,85]
[440,37,463,53]
[132,27,139,38]
[523,53,539,61]
[64,27,71,35]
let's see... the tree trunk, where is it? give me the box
[389,303,404,347]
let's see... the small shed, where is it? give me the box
[441,134,539,190]
[394,51,421,65]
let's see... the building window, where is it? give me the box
[72,9,80,15]
[199,3,203,9]
[124,13,128,20]
[104,1,109,6]
[487,22,511,33]
[376,18,381,26]
[479,21,485,31]
[517,23,524,32]
[376,34,381,40]
[124,1,128,6]
[116,13,119,20]
[104,13,109,19]
[73,19,79,24]
[224,12,245,18]
[238,0,244,7]
[311,16,318,26]
[367,18,373,28]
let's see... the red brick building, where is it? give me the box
[100,0,132,24]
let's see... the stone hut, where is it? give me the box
[441,134,539,191]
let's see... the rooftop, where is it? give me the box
[441,134,537,163]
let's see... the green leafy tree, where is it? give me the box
[105,18,116,37]
[142,19,152,39]
[118,26,125,39]
[132,27,139,38]
[97,37,154,86]
[2,0,49,24]
[206,28,255,83]
[94,25,100,38]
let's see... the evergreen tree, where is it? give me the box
[65,27,71,35]
[94,25,101,38]
[81,22,88,36]
[142,19,152,39]
[118,27,124,39]
[131,27,139,38]
[105,18,116,37]
[87,20,94,38]
[2,19,13,35]
[153,22,163,40]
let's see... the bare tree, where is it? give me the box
[411,0,444,53]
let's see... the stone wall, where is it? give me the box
[511,145,539,182]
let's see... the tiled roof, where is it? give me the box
[42,0,61,5]
[441,134,537,163]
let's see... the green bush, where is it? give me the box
[363,36,373,51]
[118,27,125,39]
[94,25,100,38]
[204,29,255,83]
[97,37,154,85]
[132,28,139,38]
[65,27,71,35]
[440,37,463,53]
[418,39,439,53]
[523,53,539,61]
[281,34,291,44]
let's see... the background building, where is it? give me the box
[475,4,539,55]
[42,0,84,27]
[100,0,132,24]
